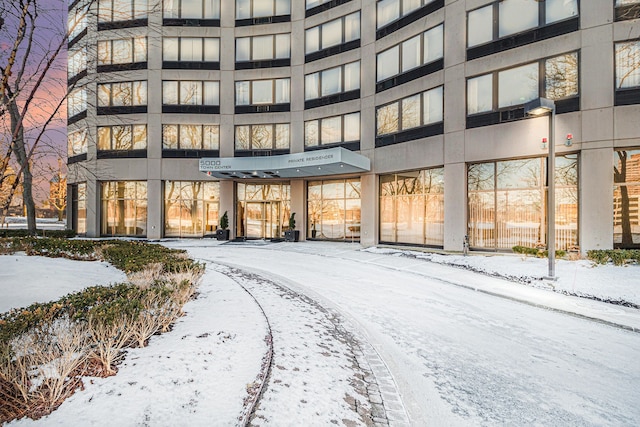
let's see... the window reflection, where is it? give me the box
[376,86,443,136]
[380,168,444,246]
[162,124,219,150]
[308,179,361,240]
[98,125,147,150]
[165,181,220,237]
[68,129,88,156]
[101,181,147,236]
[614,149,640,248]
[235,124,290,151]
[468,156,578,251]
[305,12,360,54]
[615,41,640,89]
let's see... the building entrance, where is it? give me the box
[236,183,290,239]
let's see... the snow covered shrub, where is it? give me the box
[587,249,640,266]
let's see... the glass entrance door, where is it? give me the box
[237,183,290,239]
[244,202,282,239]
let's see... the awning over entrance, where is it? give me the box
[199,147,371,179]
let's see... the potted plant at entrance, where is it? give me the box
[284,212,299,242]
[216,211,230,241]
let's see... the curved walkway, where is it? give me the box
[169,240,640,426]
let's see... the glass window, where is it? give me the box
[68,128,88,156]
[236,34,290,61]
[68,48,87,78]
[98,125,147,150]
[401,94,421,129]
[305,121,319,146]
[498,0,538,38]
[235,124,290,150]
[467,74,492,115]
[305,112,360,147]
[545,52,579,99]
[162,81,219,105]
[98,81,147,107]
[468,5,493,47]
[165,181,219,237]
[252,80,273,104]
[377,46,399,81]
[424,86,443,124]
[68,6,87,40]
[545,0,578,24]
[468,52,579,115]
[100,0,148,22]
[377,0,400,29]
[164,37,219,62]
[306,12,361,54]
[498,63,538,108]
[68,87,87,117]
[380,168,444,245]
[321,67,341,97]
[614,149,640,248]
[344,113,360,142]
[235,0,290,19]
[616,41,640,89]
[308,179,361,241]
[162,124,219,150]
[98,37,147,65]
[377,103,399,135]
[163,0,220,19]
[305,73,319,100]
[468,157,578,250]
[344,62,360,92]
[377,86,443,136]
[101,181,147,237]
[321,116,342,144]
[235,79,290,105]
[376,24,443,82]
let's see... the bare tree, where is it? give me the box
[0,0,76,234]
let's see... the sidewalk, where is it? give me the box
[184,239,640,333]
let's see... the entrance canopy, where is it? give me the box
[199,147,370,179]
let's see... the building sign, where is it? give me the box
[199,147,370,179]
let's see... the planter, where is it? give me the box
[284,230,299,242]
[216,229,230,241]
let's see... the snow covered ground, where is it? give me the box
[2,240,639,426]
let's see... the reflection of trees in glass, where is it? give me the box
[545,52,578,99]
[615,41,640,89]
[376,103,398,135]
[614,150,633,246]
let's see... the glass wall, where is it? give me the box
[165,181,219,237]
[467,156,578,251]
[614,149,640,248]
[101,181,147,236]
[307,179,361,240]
[237,183,290,239]
[380,168,444,246]
[68,128,88,156]
[75,183,87,235]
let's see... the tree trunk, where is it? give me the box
[7,96,36,235]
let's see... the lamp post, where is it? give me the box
[524,97,556,280]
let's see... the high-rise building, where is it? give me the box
[66,0,640,251]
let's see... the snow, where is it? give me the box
[2,240,640,426]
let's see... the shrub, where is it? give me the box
[0,229,76,239]
[512,246,566,259]
[587,249,640,266]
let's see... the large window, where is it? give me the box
[615,41,640,90]
[99,0,148,22]
[307,179,361,240]
[615,0,640,21]
[101,181,147,237]
[98,125,147,151]
[68,48,87,79]
[235,124,289,151]
[163,37,219,62]
[305,12,360,55]
[68,6,87,41]
[162,124,219,150]
[163,0,220,19]
[614,149,640,248]
[98,37,147,66]
[165,181,220,237]
[467,0,578,48]
[377,0,436,29]
[305,61,360,100]
[467,52,578,115]
[376,86,443,136]
[162,81,219,105]
[235,79,290,106]
[236,34,290,62]
[68,128,88,156]
[98,81,148,107]
[236,0,290,19]
[467,156,578,251]
[305,112,360,147]
[380,168,444,246]
[68,87,87,118]
[75,183,87,235]
[376,24,443,82]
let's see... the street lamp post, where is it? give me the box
[524,97,556,280]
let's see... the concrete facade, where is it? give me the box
[67,0,640,252]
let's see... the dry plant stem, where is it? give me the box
[88,316,133,376]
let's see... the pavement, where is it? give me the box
[171,239,640,334]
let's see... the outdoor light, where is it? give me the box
[541,137,548,150]
[525,97,557,280]
[565,133,573,146]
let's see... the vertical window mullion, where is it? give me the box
[492,72,498,111]
[493,162,498,250]
[539,60,545,98]
[493,2,499,41]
